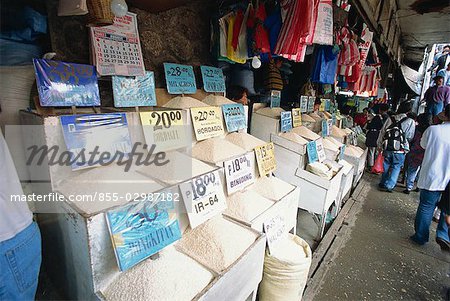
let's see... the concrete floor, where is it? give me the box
[307,173,450,300]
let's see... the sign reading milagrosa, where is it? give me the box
[190,106,225,141]
[254,142,276,176]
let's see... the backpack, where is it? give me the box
[382,117,408,151]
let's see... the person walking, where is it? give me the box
[437,62,450,86]
[428,45,450,74]
[365,104,389,169]
[423,75,450,116]
[377,101,415,192]
[411,105,450,250]
[403,113,432,194]
[0,132,42,300]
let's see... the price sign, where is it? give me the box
[140,110,188,152]
[316,138,326,162]
[319,99,326,112]
[200,66,225,93]
[280,111,293,132]
[254,143,276,176]
[190,106,225,140]
[106,194,181,271]
[263,215,287,255]
[224,153,256,195]
[270,90,281,108]
[163,63,197,94]
[222,103,247,132]
[325,99,331,111]
[113,71,157,107]
[300,96,308,113]
[339,144,346,161]
[306,141,318,163]
[321,119,329,137]
[292,108,302,127]
[308,96,315,112]
[332,113,337,126]
[179,170,227,228]
[327,119,333,132]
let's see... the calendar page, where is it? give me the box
[90,13,145,76]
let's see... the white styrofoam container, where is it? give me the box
[335,159,355,214]
[270,133,309,170]
[250,112,280,142]
[344,148,368,187]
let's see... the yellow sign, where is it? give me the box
[140,110,187,152]
[292,108,302,127]
[319,99,326,112]
[254,142,276,176]
[190,106,225,141]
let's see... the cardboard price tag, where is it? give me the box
[280,111,293,132]
[163,63,196,94]
[263,215,287,255]
[179,170,227,228]
[300,96,308,113]
[316,138,326,162]
[321,119,329,137]
[140,110,188,152]
[270,90,281,108]
[254,143,277,176]
[222,103,247,132]
[319,99,326,112]
[190,106,225,141]
[224,153,256,195]
[339,144,346,161]
[200,66,225,93]
[308,96,315,112]
[292,108,302,127]
[325,99,331,111]
[306,141,318,163]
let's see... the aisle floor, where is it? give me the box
[307,173,450,300]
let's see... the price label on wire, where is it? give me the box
[200,66,225,93]
[179,170,227,228]
[224,153,256,195]
[140,110,188,152]
[190,106,225,140]
[270,90,281,108]
[316,138,326,162]
[163,63,197,94]
[300,96,308,113]
[254,142,276,176]
[306,140,318,163]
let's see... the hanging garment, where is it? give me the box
[253,4,271,55]
[337,27,359,76]
[218,17,234,63]
[264,59,284,91]
[313,0,334,45]
[226,14,246,64]
[311,45,339,84]
[264,5,282,54]
[358,66,377,93]
[232,9,244,51]
[235,4,250,61]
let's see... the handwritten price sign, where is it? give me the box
[255,142,277,176]
[163,63,196,94]
[190,106,225,140]
[201,66,225,93]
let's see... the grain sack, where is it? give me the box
[306,162,333,179]
[324,160,342,175]
[292,126,320,141]
[250,176,294,201]
[258,234,312,301]
[278,132,308,145]
[225,132,265,151]
[104,246,213,301]
[256,107,285,118]
[163,96,208,109]
[225,190,274,222]
[176,216,258,273]
[192,137,246,164]
[202,94,235,106]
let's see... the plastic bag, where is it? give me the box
[371,152,384,174]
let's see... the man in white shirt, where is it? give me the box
[0,132,41,300]
[410,105,450,250]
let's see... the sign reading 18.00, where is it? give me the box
[200,66,225,93]
[163,63,197,94]
[179,170,227,228]
[224,153,255,195]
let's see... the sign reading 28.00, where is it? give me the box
[163,63,196,94]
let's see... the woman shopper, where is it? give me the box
[411,105,450,250]
[377,101,416,192]
[403,113,433,194]
[365,104,389,170]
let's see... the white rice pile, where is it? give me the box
[292,126,320,141]
[249,176,294,201]
[256,107,285,118]
[345,145,364,157]
[269,235,307,263]
[278,132,308,145]
[56,164,163,214]
[225,190,274,222]
[309,112,323,122]
[331,125,347,138]
[225,132,266,151]
[325,136,343,147]
[343,128,354,135]
[104,246,213,301]
[322,138,339,152]
[137,151,215,185]
[192,137,246,164]
[306,162,333,179]
[163,96,209,109]
[176,216,258,273]
[202,95,235,106]
[324,160,342,174]
[301,114,316,123]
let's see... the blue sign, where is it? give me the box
[280,111,293,132]
[321,119,329,137]
[33,59,100,107]
[270,90,281,108]
[60,113,132,170]
[325,99,331,111]
[308,96,315,112]
[332,113,337,126]
[222,104,247,132]
[106,196,182,271]
[306,141,319,163]
[112,71,157,107]
[163,63,197,94]
[201,66,225,93]
[339,145,346,161]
